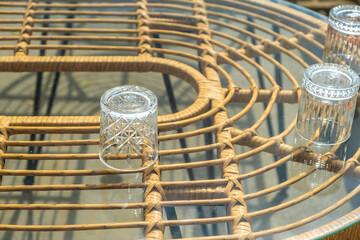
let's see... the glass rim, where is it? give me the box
[329,5,360,35]
[100,85,157,115]
[303,63,360,100]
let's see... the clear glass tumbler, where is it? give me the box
[295,63,359,165]
[323,5,360,74]
[99,85,158,172]
[290,63,359,191]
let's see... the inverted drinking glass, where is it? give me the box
[293,63,359,170]
[289,63,359,190]
[99,85,158,172]
[323,5,360,74]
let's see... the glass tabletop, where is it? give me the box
[0,0,359,239]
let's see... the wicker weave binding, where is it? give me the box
[0,0,359,239]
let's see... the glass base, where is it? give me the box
[288,130,348,191]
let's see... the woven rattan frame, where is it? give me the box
[0,0,359,239]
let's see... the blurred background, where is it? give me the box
[290,0,360,15]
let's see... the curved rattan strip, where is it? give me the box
[0,215,235,232]
[236,153,293,180]
[0,202,147,210]
[230,128,293,157]
[32,27,139,34]
[27,36,140,43]
[0,198,231,211]
[35,2,138,8]
[0,53,237,132]
[244,167,317,200]
[0,198,230,210]
[204,14,321,64]
[0,20,23,24]
[0,222,148,231]
[0,182,145,192]
[231,127,360,179]
[143,0,194,4]
[208,0,327,33]
[150,46,278,161]
[33,18,137,24]
[291,206,360,239]
[5,139,99,146]
[5,116,357,180]
[206,10,324,51]
[146,48,267,134]
[206,8,324,51]
[0,1,358,238]
[26,45,140,51]
[159,89,258,141]
[153,90,296,142]
[210,31,309,83]
[0,27,22,32]
[0,10,24,15]
[248,164,350,219]
[149,21,200,32]
[159,86,256,142]
[249,87,280,130]
[2,153,98,160]
[4,116,100,126]
[6,126,99,134]
[146,21,321,67]
[0,36,18,41]
[0,2,27,7]
[215,46,278,87]
[253,177,360,238]
[170,235,245,240]
[0,168,125,176]
[148,3,196,13]
[2,137,277,175]
[254,0,327,28]
[0,56,211,126]
[159,138,272,171]
[233,88,298,103]
[4,124,276,168]
[0,178,229,192]
[34,10,138,17]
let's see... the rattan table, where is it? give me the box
[0,0,359,239]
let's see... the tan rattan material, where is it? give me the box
[0,0,359,239]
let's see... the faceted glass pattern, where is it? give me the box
[99,85,158,171]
